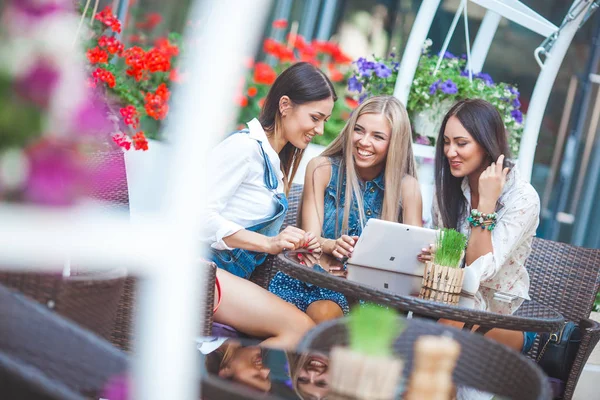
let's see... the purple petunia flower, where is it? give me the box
[508,86,520,97]
[356,57,375,77]
[443,51,456,59]
[389,52,396,58]
[14,0,70,17]
[474,72,494,86]
[359,93,368,104]
[512,97,521,108]
[72,94,113,136]
[511,109,523,124]
[392,61,400,71]
[24,139,83,206]
[429,79,441,95]
[374,63,392,78]
[347,76,363,93]
[440,79,458,95]
[15,62,59,108]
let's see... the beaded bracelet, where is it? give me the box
[467,209,498,231]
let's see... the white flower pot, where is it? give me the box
[411,98,454,139]
[124,139,170,222]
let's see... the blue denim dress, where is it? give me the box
[210,130,288,279]
[269,157,385,314]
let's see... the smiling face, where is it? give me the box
[219,347,271,392]
[297,354,330,399]
[280,97,334,150]
[443,116,488,178]
[351,112,392,180]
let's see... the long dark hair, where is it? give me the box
[435,98,512,229]
[259,62,337,194]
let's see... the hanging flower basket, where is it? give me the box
[347,40,525,156]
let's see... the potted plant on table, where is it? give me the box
[421,228,468,301]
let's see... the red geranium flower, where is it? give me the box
[145,48,171,73]
[253,62,276,85]
[87,47,108,64]
[328,67,344,82]
[120,105,140,129]
[247,86,258,97]
[272,19,288,29]
[92,67,116,88]
[98,36,124,55]
[95,6,122,33]
[345,97,359,109]
[112,133,132,150]
[132,132,149,151]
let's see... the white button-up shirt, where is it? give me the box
[433,168,540,300]
[200,119,284,250]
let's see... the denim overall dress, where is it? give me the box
[268,157,385,314]
[210,130,288,279]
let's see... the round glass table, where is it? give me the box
[275,251,564,333]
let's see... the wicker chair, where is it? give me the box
[249,183,304,289]
[0,268,127,342]
[87,150,217,351]
[298,317,552,400]
[0,283,128,400]
[525,237,600,400]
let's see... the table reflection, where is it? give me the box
[283,251,526,316]
[199,337,333,399]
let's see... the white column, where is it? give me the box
[518,2,591,181]
[393,0,442,105]
[132,0,273,399]
[470,10,502,73]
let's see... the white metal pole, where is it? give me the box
[132,0,272,398]
[518,2,591,181]
[470,9,502,73]
[393,0,442,105]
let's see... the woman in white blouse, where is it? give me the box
[202,62,337,346]
[420,99,540,354]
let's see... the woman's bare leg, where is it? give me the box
[306,300,343,324]
[438,319,524,351]
[213,269,315,349]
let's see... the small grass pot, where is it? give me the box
[419,285,460,305]
[329,346,403,400]
[421,228,468,294]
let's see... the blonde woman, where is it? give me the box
[269,95,423,322]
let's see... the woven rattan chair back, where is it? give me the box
[0,268,127,341]
[526,237,600,324]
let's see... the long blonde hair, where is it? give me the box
[320,95,417,235]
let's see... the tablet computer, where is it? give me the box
[347,219,438,289]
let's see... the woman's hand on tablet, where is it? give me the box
[332,235,359,260]
[417,243,436,262]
